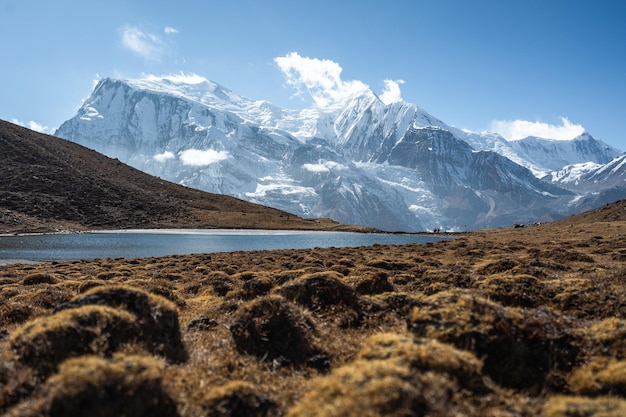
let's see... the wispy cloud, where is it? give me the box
[120,24,178,61]
[274,52,407,108]
[302,161,348,173]
[11,118,52,134]
[179,149,229,166]
[120,25,163,61]
[489,117,585,141]
[153,151,175,163]
[274,52,370,107]
[379,79,405,105]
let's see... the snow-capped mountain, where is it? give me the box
[55,75,623,231]
[463,131,622,177]
[549,154,626,191]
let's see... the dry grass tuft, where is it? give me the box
[408,290,580,393]
[55,284,188,363]
[5,355,179,417]
[357,332,490,394]
[583,318,626,359]
[365,258,411,271]
[234,271,275,300]
[276,271,362,327]
[21,273,59,286]
[9,305,139,377]
[543,395,626,417]
[229,295,329,370]
[568,358,626,397]
[285,358,459,417]
[476,273,550,308]
[345,270,394,295]
[11,286,72,310]
[0,302,33,326]
[201,380,276,417]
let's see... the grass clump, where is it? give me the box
[285,358,458,417]
[568,358,626,397]
[357,332,490,394]
[476,273,550,308]
[12,286,72,310]
[235,271,275,300]
[230,295,329,370]
[21,273,59,286]
[9,305,139,378]
[408,289,579,393]
[276,271,362,327]
[543,395,626,417]
[5,355,179,417]
[54,284,188,363]
[345,271,394,295]
[201,380,276,417]
[0,302,33,326]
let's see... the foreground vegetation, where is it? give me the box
[1,200,626,416]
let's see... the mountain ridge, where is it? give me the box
[55,75,625,231]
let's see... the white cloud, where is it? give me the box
[11,118,52,134]
[120,25,163,61]
[489,117,585,141]
[302,161,348,173]
[179,149,229,166]
[153,151,175,163]
[274,52,369,107]
[164,26,178,35]
[379,79,405,105]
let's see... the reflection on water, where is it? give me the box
[0,229,449,263]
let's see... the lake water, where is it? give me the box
[0,229,449,264]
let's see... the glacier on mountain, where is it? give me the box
[55,75,624,231]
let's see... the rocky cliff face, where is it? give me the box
[55,75,622,231]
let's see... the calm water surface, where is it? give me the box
[0,229,449,263]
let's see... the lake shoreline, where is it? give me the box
[0,229,454,265]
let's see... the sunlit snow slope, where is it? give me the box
[56,75,624,231]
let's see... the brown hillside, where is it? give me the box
[0,120,349,234]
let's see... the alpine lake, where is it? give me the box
[0,229,451,264]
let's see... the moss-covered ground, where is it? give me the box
[2,200,626,416]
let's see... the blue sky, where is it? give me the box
[1,0,625,150]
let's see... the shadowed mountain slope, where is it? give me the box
[0,120,345,234]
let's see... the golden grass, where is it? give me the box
[2,213,626,415]
[5,354,178,417]
[543,395,626,417]
[9,305,140,377]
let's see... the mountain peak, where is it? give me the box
[117,74,249,107]
[55,73,626,231]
